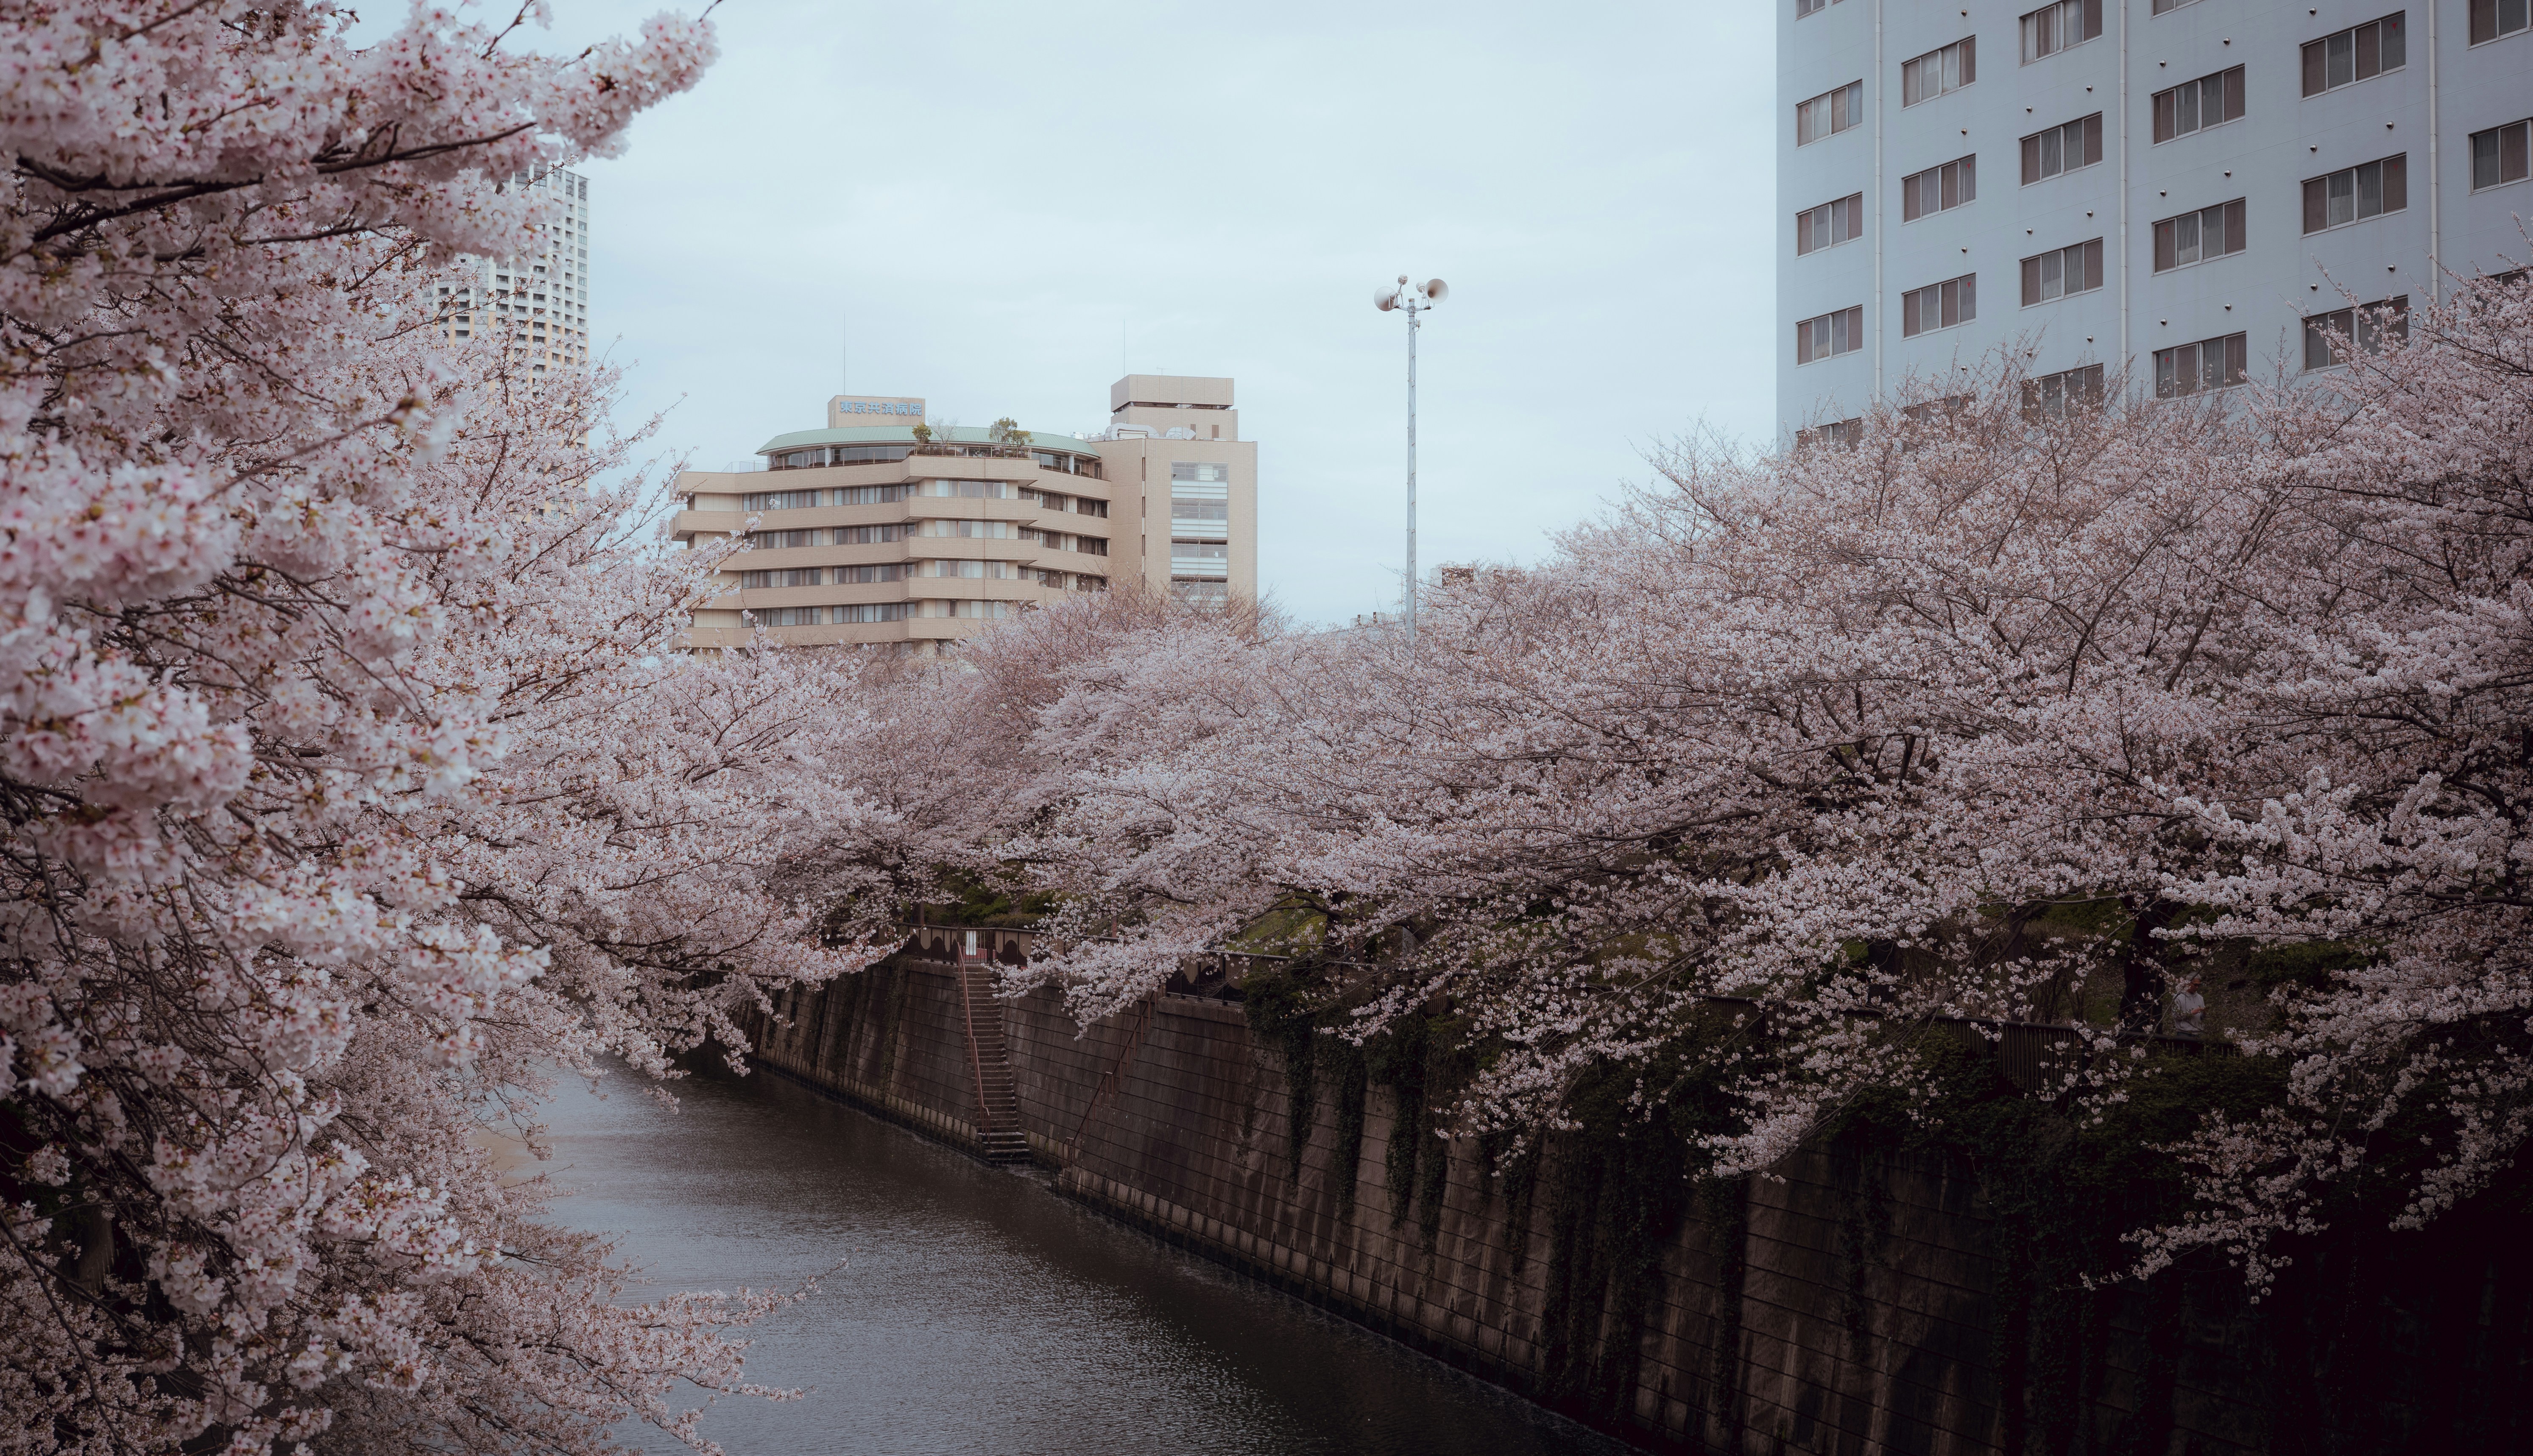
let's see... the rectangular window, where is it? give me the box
[2022,364,2106,418]
[2152,198,2248,270]
[2471,0,2532,41]
[739,568,821,589]
[758,607,824,628]
[834,602,911,624]
[915,519,1017,539]
[2153,65,2246,142]
[1901,156,1977,221]
[916,479,1015,499]
[2303,12,2406,95]
[1796,305,1866,364]
[832,563,906,583]
[1901,273,1978,337]
[1795,0,1841,16]
[1900,395,1973,424]
[2020,113,2104,183]
[1796,418,1864,449]
[2151,0,2205,10]
[1171,462,1231,486]
[1797,81,1866,145]
[2020,239,2106,304]
[2472,118,2533,189]
[2021,0,2103,61]
[833,524,907,544]
[746,528,820,549]
[740,490,821,511]
[1797,192,1868,254]
[2301,155,2407,232]
[1171,499,1233,522]
[2154,334,2248,397]
[1902,38,1975,106]
[2302,296,2410,369]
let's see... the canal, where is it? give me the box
[541,1065,1634,1456]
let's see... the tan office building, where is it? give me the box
[673,374,1258,648]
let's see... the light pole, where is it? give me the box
[1374,275,1446,644]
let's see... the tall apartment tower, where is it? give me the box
[1778,0,2532,433]
[670,373,1259,649]
[435,167,591,376]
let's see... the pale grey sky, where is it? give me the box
[529,0,1776,625]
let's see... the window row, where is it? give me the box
[741,566,908,588]
[1810,292,2420,382]
[742,523,1108,550]
[1021,488,1110,517]
[1799,0,2530,151]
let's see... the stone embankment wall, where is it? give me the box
[744,951,2530,1456]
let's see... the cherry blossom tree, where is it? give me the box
[0,3,907,1452]
[995,273,2533,1286]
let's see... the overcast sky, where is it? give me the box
[522,0,1775,626]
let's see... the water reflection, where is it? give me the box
[541,1066,1633,1456]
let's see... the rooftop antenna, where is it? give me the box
[1373,274,1448,647]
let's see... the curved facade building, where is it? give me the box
[672,374,1257,648]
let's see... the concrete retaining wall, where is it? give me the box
[745,956,2530,1456]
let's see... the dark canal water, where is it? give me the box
[540,1066,1632,1456]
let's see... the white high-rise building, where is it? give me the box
[436,167,591,375]
[1778,0,2532,435]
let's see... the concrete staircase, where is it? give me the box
[957,962,1032,1165]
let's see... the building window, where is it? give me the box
[916,559,1022,580]
[2472,0,2530,41]
[1171,499,1231,523]
[921,599,1013,619]
[1901,39,1975,106]
[1795,418,1863,449]
[1796,305,1866,364]
[1901,156,1977,221]
[2021,239,2105,304]
[2152,198,2247,270]
[834,602,910,623]
[739,568,820,589]
[916,479,1015,499]
[1171,462,1230,486]
[833,563,906,583]
[2471,118,2532,189]
[916,519,1017,539]
[2301,156,2406,232]
[757,607,824,627]
[1171,580,1231,605]
[1796,81,1865,145]
[741,489,821,511]
[2021,0,2103,62]
[2302,296,2409,369]
[2022,364,2106,418]
[1797,192,1867,253]
[746,528,820,549]
[1074,536,1110,556]
[834,524,907,544]
[2154,334,2247,397]
[1796,0,1845,16]
[2303,13,2405,96]
[2153,65,2245,142]
[1901,274,1977,337]
[2021,113,2104,183]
